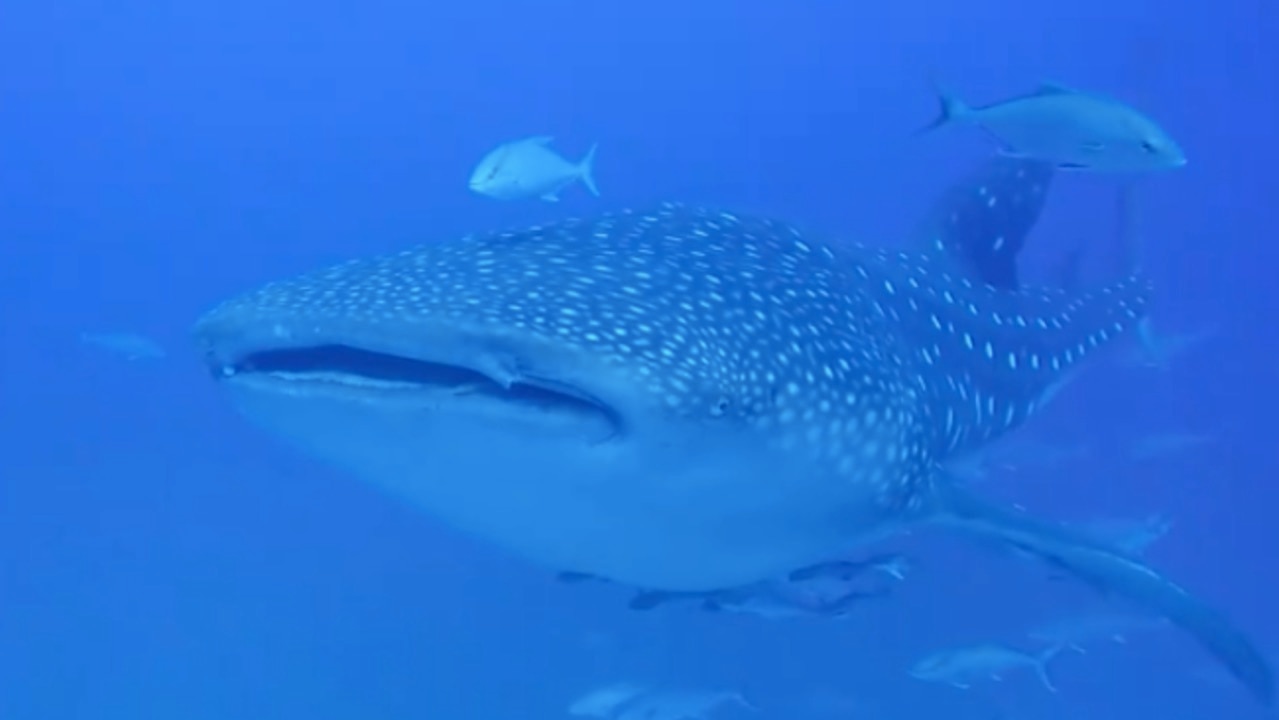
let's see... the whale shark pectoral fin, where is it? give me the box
[927,480,1274,708]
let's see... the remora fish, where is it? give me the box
[468,135,599,202]
[910,643,1065,692]
[920,83,1187,172]
[558,554,905,618]
[787,552,910,582]
[629,554,905,618]
[1028,612,1170,653]
[194,170,1271,706]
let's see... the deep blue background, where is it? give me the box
[2,2,1276,719]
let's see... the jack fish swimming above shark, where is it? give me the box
[194,157,1272,706]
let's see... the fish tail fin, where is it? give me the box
[1033,643,1066,692]
[917,79,971,135]
[869,553,911,580]
[578,143,600,197]
[931,481,1274,707]
[726,692,759,712]
[1132,317,1172,369]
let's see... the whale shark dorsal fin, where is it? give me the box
[912,155,1057,290]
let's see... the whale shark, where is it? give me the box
[194,159,1271,705]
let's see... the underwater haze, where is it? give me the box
[2,1,1277,720]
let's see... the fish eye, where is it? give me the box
[1141,139,1159,154]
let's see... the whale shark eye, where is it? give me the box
[1141,139,1160,154]
[710,396,731,417]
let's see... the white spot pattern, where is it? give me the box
[197,203,1152,514]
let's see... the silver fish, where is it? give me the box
[910,643,1065,691]
[630,555,904,619]
[787,553,911,583]
[1028,612,1170,653]
[468,135,598,202]
[612,689,756,720]
[921,83,1186,173]
[194,188,1270,704]
[570,683,650,719]
[701,576,891,620]
[80,331,167,361]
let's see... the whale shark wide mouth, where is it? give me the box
[212,344,624,431]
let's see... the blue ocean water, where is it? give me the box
[2,1,1276,719]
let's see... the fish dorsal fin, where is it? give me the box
[1035,81,1077,95]
[911,155,1057,291]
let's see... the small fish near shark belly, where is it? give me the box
[195,191,1272,706]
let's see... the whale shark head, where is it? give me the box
[196,206,940,588]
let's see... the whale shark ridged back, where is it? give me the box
[196,173,1271,706]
